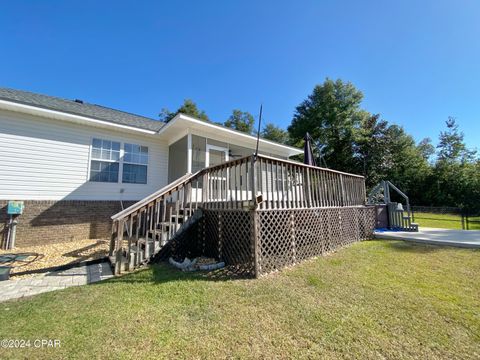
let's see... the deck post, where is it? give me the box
[115,219,124,275]
[252,209,261,278]
[109,221,117,257]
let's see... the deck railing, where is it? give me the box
[110,154,366,274]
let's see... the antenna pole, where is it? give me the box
[254,104,263,159]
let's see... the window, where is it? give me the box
[89,139,149,184]
[122,143,148,184]
[90,138,120,182]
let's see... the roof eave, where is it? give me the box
[159,113,303,157]
[0,99,157,135]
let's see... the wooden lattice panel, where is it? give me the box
[166,206,375,278]
[203,209,256,277]
[257,207,375,275]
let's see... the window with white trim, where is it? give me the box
[122,143,148,184]
[89,138,120,182]
[89,139,149,184]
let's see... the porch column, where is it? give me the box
[187,131,192,173]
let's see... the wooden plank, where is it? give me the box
[339,174,345,207]
[114,219,124,275]
[109,221,116,257]
[252,210,261,278]
[281,162,286,208]
[270,160,275,209]
[305,167,312,208]
[265,160,270,209]
[258,158,264,209]
[295,166,300,208]
[240,162,244,206]
[312,169,318,207]
[234,163,238,209]
[250,155,257,208]
[246,160,250,206]
[136,211,141,263]
[276,162,281,209]
[168,205,173,240]
[126,215,134,271]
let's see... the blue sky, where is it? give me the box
[1,1,479,149]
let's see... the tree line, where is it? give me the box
[159,78,479,213]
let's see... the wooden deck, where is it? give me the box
[109,154,374,276]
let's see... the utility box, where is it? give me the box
[7,200,24,215]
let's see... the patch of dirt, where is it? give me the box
[0,239,109,278]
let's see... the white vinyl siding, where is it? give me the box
[0,109,168,200]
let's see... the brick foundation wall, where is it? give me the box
[0,200,136,248]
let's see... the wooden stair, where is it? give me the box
[109,207,202,274]
[108,171,207,275]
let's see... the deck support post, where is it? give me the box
[115,219,124,275]
[109,221,117,257]
[252,210,261,278]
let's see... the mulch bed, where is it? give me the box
[0,239,109,278]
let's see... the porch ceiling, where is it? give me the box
[156,113,303,158]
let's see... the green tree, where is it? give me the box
[417,137,435,162]
[224,109,255,134]
[160,99,210,123]
[261,123,289,144]
[288,78,364,172]
[382,125,431,203]
[427,118,479,211]
[353,112,390,187]
[437,117,475,163]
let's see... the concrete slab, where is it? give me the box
[374,227,480,248]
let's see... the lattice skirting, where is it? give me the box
[166,206,375,278]
[202,209,256,277]
[256,207,375,275]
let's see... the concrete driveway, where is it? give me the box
[374,227,480,248]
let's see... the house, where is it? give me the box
[0,88,302,248]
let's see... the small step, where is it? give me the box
[156,222,181,231]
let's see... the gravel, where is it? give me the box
[0,239,109,278]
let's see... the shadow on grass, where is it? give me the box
[382,240,441,253]
[102,262,254,286]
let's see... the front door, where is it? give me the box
[206,145,229,201]
[205,144,229,167]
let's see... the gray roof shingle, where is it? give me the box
[0,87,165,132]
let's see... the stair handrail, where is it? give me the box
[111,172,199,221]
[386,181,411,215]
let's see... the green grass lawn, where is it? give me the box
[1,240,479,359]
[413,212,480,230]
